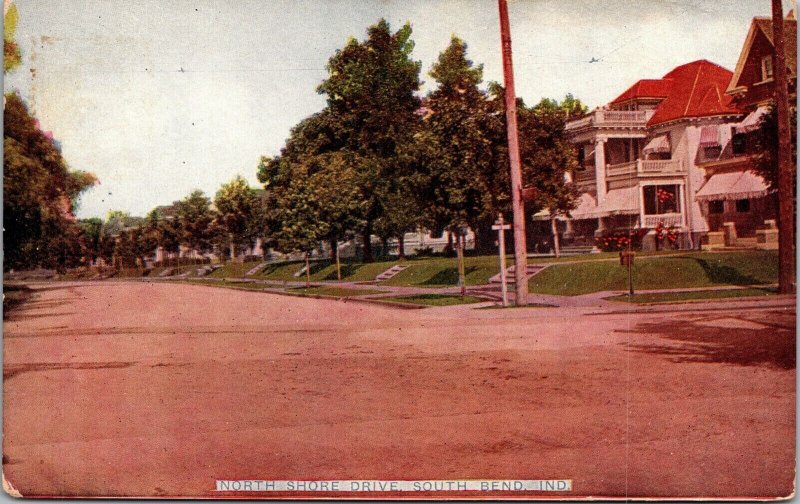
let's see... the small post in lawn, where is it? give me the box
[305,252,311,288]
[493,214,512,307]
[620,235,634,297]
[456,228,466,297]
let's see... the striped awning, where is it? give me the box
[695,170,774,201]
[735,106,769,134]
[535,188,639,221]
[596,186,639,216]
[643,134,670,154]
[699,125,720,147]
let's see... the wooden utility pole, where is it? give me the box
[498,0,528,306]
[772,0,795,294]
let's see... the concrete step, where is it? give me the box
[376,264,410,281]
[488,264,547,284]
[734,237,758,247]
[245,262,267,276]
[560,245,598,255]
[158,267,174,277]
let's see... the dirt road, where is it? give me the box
[2,281,795,498]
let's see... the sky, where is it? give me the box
[4,0,774,219]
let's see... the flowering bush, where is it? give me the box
[595,229,648,252]
[654,221,679,249]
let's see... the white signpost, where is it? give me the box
[492,213,512,307]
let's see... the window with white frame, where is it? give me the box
[761,55,774,81]
[643,184,679,215]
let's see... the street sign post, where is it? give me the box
[493,214,512,307]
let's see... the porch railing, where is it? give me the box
[566,109,654,131]
[642,213,683,228]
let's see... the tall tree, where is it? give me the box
[523,96,583,256]
[78,217,104,265]
[175,190,215,255]
[143,209,179,264]
[258,109,367,263]
[421,36,496,242]
[214,176,256,260]
[418,36,499,284]
[4,93,97,270]
[316,19,423,261]
[482,88,583,255]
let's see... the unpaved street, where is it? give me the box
[3,281,795,498]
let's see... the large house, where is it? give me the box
[549,44,791,251]
[554,60,745,249]
[545,12,797,252]
[699,12,797,249]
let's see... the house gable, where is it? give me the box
[727,16,797,105]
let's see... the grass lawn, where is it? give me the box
[376,293,485,306]
[288,286,383,297]
[382,255,502,287]
[308,260,397,283]
[606,287,778,304]
[527,250,686,264]
[207,261,262,278]
[204,249,778,295]
[529,250,779,296]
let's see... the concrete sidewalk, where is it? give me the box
[170,275,792,314]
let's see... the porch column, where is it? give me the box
[595,217,608,237]
[595,137,607,204]
[564,219,575,240]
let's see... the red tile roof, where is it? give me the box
[611,79,672,103]
[611,60,742,126]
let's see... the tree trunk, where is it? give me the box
[445,232,454,256]
[229,235,235,263]
[381,237,389,259]
[336,244,342,281]
[329,239,337,261]
[550,217,561,258]
[362,228,373,263]
[398,234,406,260]
[457,233,466,297]
[473,223,495,254]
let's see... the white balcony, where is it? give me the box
[638,159,684,175]
[605,159,685,178]
[566,109,656,131]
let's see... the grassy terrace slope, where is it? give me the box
[190,250,777,297]
[529,250,778,296]
[236,256,506,286]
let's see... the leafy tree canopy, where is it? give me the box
[4,93,97,270]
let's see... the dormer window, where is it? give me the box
[761,55,774,81]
